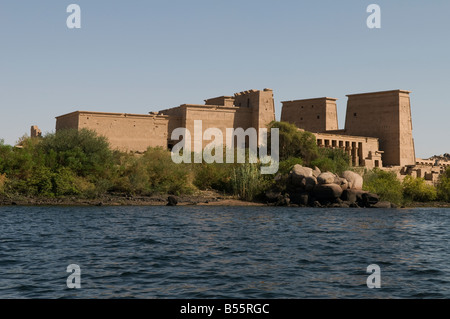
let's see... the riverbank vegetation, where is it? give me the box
[0,122,449,205]
[362,168,449,205]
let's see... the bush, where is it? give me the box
[0,130,116,198]
[111,147,195,196]
[309,148,350,176]
[278,157,303,175]
[19,165,55,197]
[363,169,403,205]
[0,138,37,180]
[142,147,194,195]
[193,162,234,192]
[437,168,450,202]
[0,140,13,173]
[402,175,437,202]
[53,167,88,196]
[268,121,319,163]
[0,173,7,194]
[37,129,113,179]
[310,157,335,173]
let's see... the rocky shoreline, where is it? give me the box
[266,165,396,209]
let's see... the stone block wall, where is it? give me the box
[281,97,338,133]
[56,111,169,153]
[344,90,415,166]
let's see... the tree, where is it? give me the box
[311,148,350,175]
[268,121,319,163]
[37,129,113,178]
[437,168,450,202]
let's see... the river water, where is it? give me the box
[0,206,448,299]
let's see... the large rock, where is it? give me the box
[341,189,357,203]
[341,189,368,203]
[290,165,313,187]
[275,195,290,207]
[291,165,313,178]
[341,171,364,190]
[167,195,178,206]
[265,190,283,203]
[334,177,349,190]
[304,176,317,192]
[313,184,343,202]
[317,172,336,185]
[312,166,321,178]
[362,192,380,207]
[290,192,309,206]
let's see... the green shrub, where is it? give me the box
[193,162,234,192]
[0,140,13,174]
[363,169,403,205]
[310,148,350,175]
[310,157,335,173]
[53,167,83,196]
[278,157,303,175]
[111,147,195,196]
[437,168,450,202]
[37,129,113,179]
[402,175,437,202]
[0,173,7,194]
[268,121,319,163]
[0,139,37,180]
[1,133,201,198]
[26,166,55,197]
[142,147,195,195]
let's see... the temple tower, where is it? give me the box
[233,88,276,133]
[344,90,415,166]
[280,97,339,133]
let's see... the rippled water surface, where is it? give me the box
[0,206,449,298]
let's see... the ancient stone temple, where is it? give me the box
[281,89,416,168]
[344,90,415,167]
[55,89,276,152]
[54,88,417,170]
[160,89,275,149]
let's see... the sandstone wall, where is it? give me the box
[166,89,275,149]
[183,105,241,148]
[160,106,184,147]
[344,90,415,166]
[281,97,338,133]
[251,89,276,135]
[55,112,80,131]
[56,111,169,152]
[56,89,275,154]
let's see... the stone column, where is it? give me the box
[346,147,352,166]
[354,147,359,167]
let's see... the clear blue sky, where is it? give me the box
[0,0,448,158]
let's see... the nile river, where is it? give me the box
[0,206,448,298]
